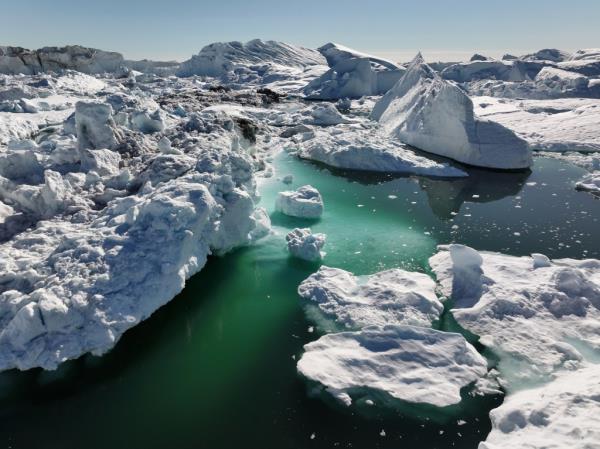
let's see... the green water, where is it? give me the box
[0,153,599,449]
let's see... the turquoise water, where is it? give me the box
[0,153,598,449]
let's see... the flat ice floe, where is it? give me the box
[297,325,488,407]
[429,244,600,388]
[298,266,443,329]
[480,364,600,449]
[473,96,600,152]
[372,54,531,170]
[293,124,467,177]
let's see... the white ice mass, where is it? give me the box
[292,124,467,177]
[481,364,600,449]
[303,43,405,100]
[297,266,443,329]
[285,228,326,262]
[372,54,532,170]
[429,244,600,388]
[275,185,324,218]
[297,325,488,407]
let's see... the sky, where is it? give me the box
[1,0,598,62]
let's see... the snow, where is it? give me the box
[275,185,324,218]
[480,364,600,449]
[429,244,600,389]
[297,266,443,329]
[473,97,600,152]
[292,124,467,177]
[286,228,326,261]
[297,325,488,407]
[372,54,531,170]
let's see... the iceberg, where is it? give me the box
[286,228,326,262]
[275,185,324,218]
[303,43,405,100]
[576,171,600,195]
[293,124,467,177]
[480,364,600,449]
[0,71,268,370]
[298,266,443,329]
[429,244,600,388]
[473,97,600,152]
[372,54,532,170]
[440,60,545,83]
[297,325,488,407]
[176,39,327,87]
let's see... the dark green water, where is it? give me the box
[0,153,598,449]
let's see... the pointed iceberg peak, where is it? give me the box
[371,50,531,170]
[410,52,425,65]
[403,52,438,80]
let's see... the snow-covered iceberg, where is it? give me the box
[520,48,572,63]
[297,325,488,407]
[303,43,405,99]
[576,171,600,195]
[292,124,467,177]
[0,45,124,75]
[177,39,327,89]
[317,43,399,71]
[429,244,600,388]
[298,266,443,329]
[0,72,269,370]
[275,185,324,218]
[372,54,532,170]
[286,228,326,261]
[473,97,600,152]
[440,59,545,83]
[480,364,600,449]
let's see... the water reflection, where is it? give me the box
[419,168,531,220]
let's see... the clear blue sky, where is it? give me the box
[1,0,598,62]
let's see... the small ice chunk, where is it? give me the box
[282,174,293,184]
[286,228,326,262]
[157,136,182,155]
[310,103,347,126]
[276,185,324,218]
[80,149,121,177]
[75,101,118,151]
